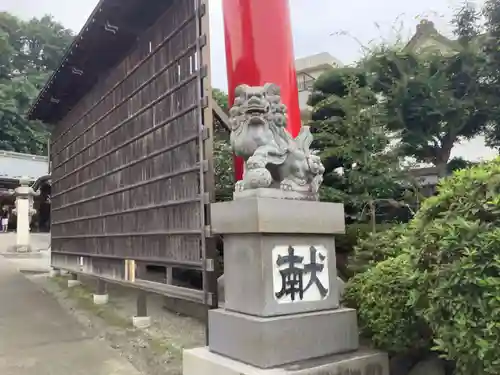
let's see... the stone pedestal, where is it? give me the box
[15,196,30,251]
[184,347,389,375]
[209,308,359,368]
[183,196,388,374]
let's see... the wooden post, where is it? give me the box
[97,279,107,295]
[133,291,151,328]
[93,279,108,305]
[137,292,148,317]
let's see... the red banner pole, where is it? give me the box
[222,0,301,181]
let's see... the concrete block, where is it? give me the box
[183,347,389,375]
[6,244,33,253]
[67,280,82,288]
[132,316,151,329]
[49,269,61,277]
[211,198,345,235]
[223,234,339,316]
[93,294,109,305]
[208,308,359,368]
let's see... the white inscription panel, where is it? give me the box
[272,245,330,303]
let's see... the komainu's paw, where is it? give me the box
[246,156,266,170]
[245,168,272,189]
[280,180,294,191]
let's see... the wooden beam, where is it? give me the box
[211,98,230,131]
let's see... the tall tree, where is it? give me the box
[0,12,73,155]
[362,9,487,176]
[310,69,406,224]
[212,89,234,201]
[481,0,500,148]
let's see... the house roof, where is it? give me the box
[0,151,49,182]
[404,20,461,53]
[27,0,175,124]
[295,52,343,73]
[409,166,439,177]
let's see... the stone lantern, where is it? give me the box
[10,177,40,252]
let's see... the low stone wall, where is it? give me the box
[0,233,50,253]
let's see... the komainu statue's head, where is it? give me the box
[229,83,286,129]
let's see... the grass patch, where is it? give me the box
[49,275,184,362]
[148,336,183,356]
[49,275,131,329]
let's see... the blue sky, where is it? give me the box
[3,0,496,161]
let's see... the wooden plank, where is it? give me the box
[212,99,230,131]
[51,0,207,270]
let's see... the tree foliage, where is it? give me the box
[212,88,234,201]
[0,12,73,155]
[447,156,478,173]
[309,69,408,221]
[480,0,500,148]
[361,12,487,176]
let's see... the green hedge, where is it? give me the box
[345,158,500,374]
[344,254,431,354]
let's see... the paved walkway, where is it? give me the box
[0,258,142,375]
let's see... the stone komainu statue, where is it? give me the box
[229,83,325,199]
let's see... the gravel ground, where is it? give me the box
[26,273,205,375]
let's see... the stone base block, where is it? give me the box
[209,308,359,368]
[6,244,33,253]
[50,269,61,277]
[67,279,82,288]
[211,197,345,235]
[132,316,151,329]
[234,188,318,201]
[183,347,389,375]
[2,249,43,258]
[93,294,109,305]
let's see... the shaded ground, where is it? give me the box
[28,273,205,375]
[0,259,141,375]
[0,233,205,375]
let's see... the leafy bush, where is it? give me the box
[345,158,500,374]
[348,223,408,275]
[410,161,500,374]
[415,218,500,374]
[344,254,431,354]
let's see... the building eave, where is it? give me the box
[27,0,175,124]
